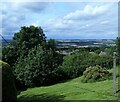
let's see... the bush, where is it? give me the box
[60,50,113,79]
[81,65,111,83]
[14,45,63,87]
[0,60,17,102]
[60,51,90,79]
[88,52,113,68]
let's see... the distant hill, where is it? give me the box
[55,39,116,48]
[1,39,116,48]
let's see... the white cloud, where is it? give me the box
[63,4,111,20]
[101,20,109,24]
[43,3,117,39]
[44,4,112,33]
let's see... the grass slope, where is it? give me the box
[18,68,119,102]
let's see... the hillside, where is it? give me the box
[17,68,119,102]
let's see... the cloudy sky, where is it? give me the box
[1,2,118,39]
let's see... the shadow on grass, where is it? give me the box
[18,93,65,102]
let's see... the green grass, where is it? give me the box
[17,67,119,102]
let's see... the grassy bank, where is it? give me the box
[17,67,119,102]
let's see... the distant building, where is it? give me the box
[56,50,69,55]
[99,51,107,56]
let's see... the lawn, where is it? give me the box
[17,67,119,102]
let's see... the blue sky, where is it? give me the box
[1,2,118,39]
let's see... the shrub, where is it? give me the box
[81,65,111,83]
[60,50,112,79]
[60,51,90,79]
[88,52,113,68]
[0,60,17,102]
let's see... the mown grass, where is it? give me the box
[17,67,119,102]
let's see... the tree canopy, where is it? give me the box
[2,25,63,87]
[2,26,46,66]
[14,45,63,87]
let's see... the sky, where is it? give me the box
[1,1,118,39]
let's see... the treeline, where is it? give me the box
[2,26,120,90]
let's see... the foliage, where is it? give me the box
[104,46,116,55]
[60,49,113,79]
[60,51,90,78]
[14,45,63,87]
[13,26,46,56]
[81,65,111,83]
[2,26,64,89]
[0,60,17,102]
[2,26,46,66]
[94,54,113,68]
[93,47,114,68]
[47,39,56,50]
[2,45,17,66]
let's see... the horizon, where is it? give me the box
[0,38,117,40]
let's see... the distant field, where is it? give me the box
[17,67,119,102]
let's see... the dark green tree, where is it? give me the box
[2,26,46,66]
[14,45,63,87]
[41,39,56,51]
[47,39,56,50]
[2,45,17,66]
[13,26,46,57]
[60,50,90,78]
[60,49,113,79]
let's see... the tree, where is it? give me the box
[60,49,113,79]
[2,25,46,66]
[47,39,56,50]
[2,45,17,66]
[14,45,63,87]
[13,26,46,57]
[60,50,90,78]
[41,39,56,51]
